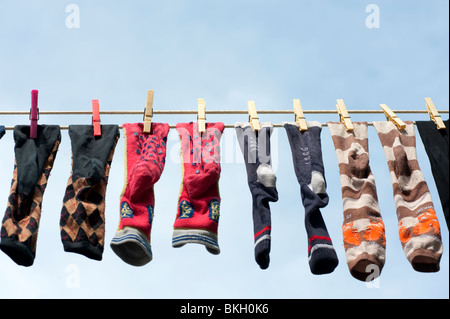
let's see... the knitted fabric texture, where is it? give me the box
[328,122,385,281]
[60,125,119,261]
[0,125,61,266]
[110,122,169,266]
[172,122,224,255]
[235,122,279,270]
[416,119,449,230]
[373,121,443,272]
[283,121,339,275]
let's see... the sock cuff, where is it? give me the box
[172,228,220,255]
[62,240,103,261]
[0,238,35,267]
[110,226,152,266]
[282,121,322,129]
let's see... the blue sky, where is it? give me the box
[0,1,448,299]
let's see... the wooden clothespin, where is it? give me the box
[30,89,39,138]
[197,98,206,133]
[92,99,101,136]
[143,90,154,133]
[293,99,308,131]
[248,100,260,131]
[336,99,354,131]
[380,104,406,130]
[425,97,446,130]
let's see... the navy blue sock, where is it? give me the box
[284,121,338,275]
[235,122,278,270]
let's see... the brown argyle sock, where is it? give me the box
[0,125,61,266]
[60,125,119,261]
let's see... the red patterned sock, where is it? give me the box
[110,122,169,266]
[172,122,224,254]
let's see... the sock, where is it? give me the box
[283,121,339,275]
[172,122,224,255]
[110,122,169,266]
[0,125,61,266]
[235,122,278,270]
[327,122,385,281]
[0,125,5,139]
[416,120,449,230]
[60,125,119,261]
[373,121,443,272]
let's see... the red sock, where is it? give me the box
[172,122,224,254]
[110,122,169,266]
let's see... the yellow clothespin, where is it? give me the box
[425,97,446,130]
[143,90,154,133]
[248,100,261,131]
[336,99,354,131]
[293,99,308,131]
[380,104,406,130]
[197,98,206,133]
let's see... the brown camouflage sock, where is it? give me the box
[328,122,386,281]
[373,121,443,272]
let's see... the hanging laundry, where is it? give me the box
[283,121,339,275]
[416,120,449,230]
[60,125,119,261]
[235,122,278,270]
[0,125,5,139]
[373,121,443,272]
[110,122,169,266]
[328,122,385,282]
[172,122,224,255]
[0,125,61,266]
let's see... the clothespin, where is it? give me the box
[293,99,308,131]
[336,99,354,131]
[248,100,261,131]
[92,99,101,136]
[197,98,206,133]
[30,89,39,138]
[380,104,406,130]
[143,90,154,133]
[425,97,446,130]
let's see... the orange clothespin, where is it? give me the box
[380,104,406,130]
[248,100,260,131]
[143,90,154,133]
[336,99,354,131]
[197,98,206,133]
[425,97,446,130]
[293,99,308,131]
[92,99,101,136]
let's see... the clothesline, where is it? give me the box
[1,108,448,130]
[1,109,448,115]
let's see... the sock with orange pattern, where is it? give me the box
[373,121,443,272]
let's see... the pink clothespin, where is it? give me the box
[30,89,39,138]
[92,99,101,136]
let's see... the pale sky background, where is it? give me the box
[0,0,448,299]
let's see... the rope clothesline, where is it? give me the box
[1,108,448,130]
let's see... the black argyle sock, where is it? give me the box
[60,125,119,260]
